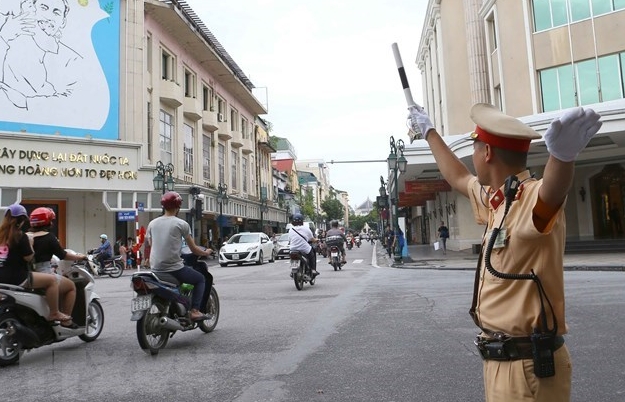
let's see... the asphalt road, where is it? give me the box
[2,243,624,402]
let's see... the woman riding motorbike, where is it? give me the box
[0,204,75,327]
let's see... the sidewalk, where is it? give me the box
[376,243,625,271]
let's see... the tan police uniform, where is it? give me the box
[467,104,572,402]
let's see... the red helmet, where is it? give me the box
[29,207,56,227]
[161,191,182,210]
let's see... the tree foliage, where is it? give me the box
[321,198,344,221]
[297,187,316,221]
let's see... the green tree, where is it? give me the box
[297,187,315,221]
[321,198,344,221]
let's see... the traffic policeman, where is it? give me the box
[409,102,602,401]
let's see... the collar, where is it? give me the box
[488,170,533,210]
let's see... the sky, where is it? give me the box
[184,0,427,209]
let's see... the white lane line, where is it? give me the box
[353,259,363,264]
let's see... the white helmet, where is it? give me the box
[100,234,108,240]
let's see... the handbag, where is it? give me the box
[433,241,440,251]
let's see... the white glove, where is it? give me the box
[407,105,435,140]
[544,107,602,162]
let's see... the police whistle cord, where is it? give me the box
[483,175,557,336]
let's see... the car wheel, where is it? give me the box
[219,263,227,267]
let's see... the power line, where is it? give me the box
[328,159,386,164]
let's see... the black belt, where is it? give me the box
[475,335,564,361]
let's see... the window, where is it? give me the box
[534,0,625,31]
[218,143,225,184]
[230,108,238,132]
[241,117,248,139]
[183,123,194,175]
[539,52,625,111]
[203,134,211,181]
[146,34,152,73]
[231,150,238,190]
[242,157,248,193]
[161,48,175,80]
[202,84,214,111]
[147,102,153,161]
[486,13,497,51]
[184,68,196,98]
[217,97,226,119]
[159,110,174,164]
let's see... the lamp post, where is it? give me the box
[377,175,388,233]
[387,136,407,263]
[260,197,269,234]
[216,182,229,243]
[153,161,175,214]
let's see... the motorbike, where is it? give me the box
[129,246,219,355]
[290,251,316,290]
[315,241,327,258]
[329,245,343,271]
[347,240,353,250]
[0,259,104,366]
[85,250,124,278]
[355,237,361,248]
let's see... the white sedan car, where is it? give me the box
[219,232,275,267]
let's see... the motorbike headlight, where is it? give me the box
[0,292,9,301]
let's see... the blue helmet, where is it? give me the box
[5,203,27,218]
[291,213,304,225]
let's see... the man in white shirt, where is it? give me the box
[287,213,318,276]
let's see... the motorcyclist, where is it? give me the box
[325,220,347,265]
[0,204,75,326]
[28,207,87,328]
[288,213,318,276]
[146,191,213,321]
[91,234,113,273]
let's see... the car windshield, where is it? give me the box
[229,234,259,244]
[279,234,289,241]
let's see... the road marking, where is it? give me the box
[353,259,363,264]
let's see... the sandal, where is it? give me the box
[59,318,79,329]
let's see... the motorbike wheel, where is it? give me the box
[0,313,22,366]
[108,262,123,278]
[199,287,220,333]
[136,300,170,355]
[294,266,304,291]
[333,260,339,271]
[79,299,105,342]
[270,250,276,263]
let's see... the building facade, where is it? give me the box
[0,0,286,253]
[402,0,625,250]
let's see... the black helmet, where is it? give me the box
[291,213,304,225]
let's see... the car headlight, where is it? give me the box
[246,245,259,251]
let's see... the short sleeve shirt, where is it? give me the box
[147,215,190,272]
[32,232,67,263]
[288,226,313,254]
[467,170,567,336]
[0,233,33,285]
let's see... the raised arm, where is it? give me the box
[409,106,474,197]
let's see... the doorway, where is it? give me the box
[589,164,625,238]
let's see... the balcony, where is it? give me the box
[159,79,183,108]
[242,138,254,154]
[231,130,243,149]
[202,110,218,131]
[183,97,202,121]
[217,117,231,140]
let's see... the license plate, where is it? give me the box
[331,252,338,257]
[232,254,239,260]
[290,260,300,269]
[131,295,152,312]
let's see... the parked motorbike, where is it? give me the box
[85,251,124,278]
[329,245,343,271]
[0,260,104,366]
[130,246,219,355]
[290,251,316,290]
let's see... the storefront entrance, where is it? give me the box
[590,164,625,239]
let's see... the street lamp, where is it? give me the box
[153,161,175,194]
[377,175,388,232]
[387,136,406,263]
[153,161,175,214]
[216,182,229,243]
[260,197,269,234]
